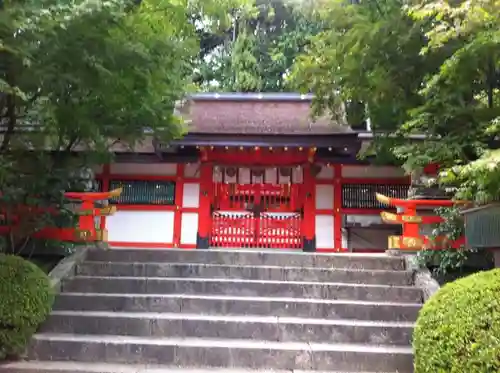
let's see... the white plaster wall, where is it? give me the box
[265,168,278,184]
[342,165,404,178]
[316,215,334,249]
[184,163,200,178]
[107,211,174,243]
[213,167,223,183]
[315,185,334,210]
[182,183,200,208]
[292,167,303,184]
[239,168,251,184]
[316,165,335,180]
[180,212,199,245]
[110,163,177,176]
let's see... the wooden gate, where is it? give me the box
[210,183,303,249]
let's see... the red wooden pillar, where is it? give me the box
[197,163,213,249]
[78,200,97,239]
[302,164,316,252]
[173,164,185,248]
[402,205,420,239]
[333,164,343,251]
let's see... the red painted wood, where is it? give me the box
[302,164,315,242]
[172,164,185,247]
[201,147,314,166]
[198,164,213,241]
[333,164,343,251]
[100,164,110,230]
[210,179,304,249]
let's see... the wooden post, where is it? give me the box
[334,164,343,251]
[172,164,184,248]
[197,163,213,249]
[302,164,316,252]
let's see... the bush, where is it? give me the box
[0,254,55,360]
[413,268,500,373]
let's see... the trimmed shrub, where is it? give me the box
[0,254,55,359]
[413,268,500,373]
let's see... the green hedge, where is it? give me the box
[0,254,55,359]
[413,268,500,373]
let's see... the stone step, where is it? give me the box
[87,249,405,271]
[0,361,396,373]
[28,334,413,372]
[76,262,413,286]
[42,311,414,346]
[62,277,422,303]
[54,293,421,321]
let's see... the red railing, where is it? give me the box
[211,212,302,249]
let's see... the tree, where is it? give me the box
[291,0,435,131]
[194,0,322,92]
[291,0,500,203]
[0,0,251,254]
[399,0,500,203]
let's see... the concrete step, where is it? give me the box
[28,334,413,372]
[76,262,413,286]
[42,311,414,346]
[62,277,422,303]
[54,293,421,321]
[87,249,405,271]
[0,361,397,373]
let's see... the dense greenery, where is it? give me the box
[413,268,500,373]
[0,0,250,253]
[291,0,500,202]
[0,254,54,359]
[195,0,322,92]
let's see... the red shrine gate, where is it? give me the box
[211,181,303,249]
[198,147,316,250]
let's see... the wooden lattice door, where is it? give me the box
[210,182,303,249]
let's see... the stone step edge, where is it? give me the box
[32,334,413,354]
[0,361,389,373]
[106,247,395,259]
[49,310,415,328]
[67,276,418,290]
[79,261,412,274]
[57,292,423,307]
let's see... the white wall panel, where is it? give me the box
[316,165,335,180]
[341,165,404,179]
[184,163,200,178]
[180,212,199,245]
[292,166,303,183]
[213,167,223,182]
[315,185,334,210]
[107,211,174,243]
[110,163,177,176]
[182,183,200,208]
[265,167,278,184]
[316,215,334,249]
[239,168,251,184]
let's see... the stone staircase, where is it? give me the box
[4,249,422,372]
